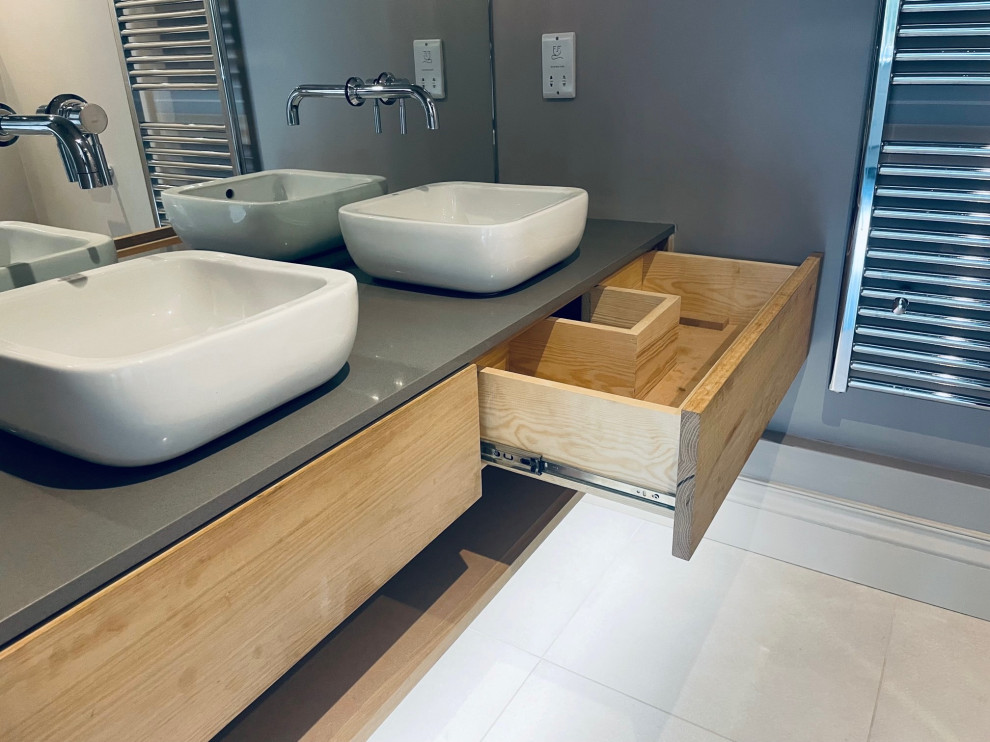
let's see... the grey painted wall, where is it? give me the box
[236,0,495,190]
[493,0,990,516]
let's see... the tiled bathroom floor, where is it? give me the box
[367,493,990,742]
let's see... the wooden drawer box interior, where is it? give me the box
[479,249,821,559]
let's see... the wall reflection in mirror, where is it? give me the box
[0,0,496,238]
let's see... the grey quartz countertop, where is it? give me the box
[0,219,673,647]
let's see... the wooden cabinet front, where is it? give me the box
[0,367,481,742]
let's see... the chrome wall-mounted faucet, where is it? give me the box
[0,94,113,189]
[286,72,438,134]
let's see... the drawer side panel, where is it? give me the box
[479,367,680,494]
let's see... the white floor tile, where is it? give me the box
[469,496,643,655]
[481,661,730,742]
[367,629,538,742]
[546,520,896,742]
[869,598,990,742]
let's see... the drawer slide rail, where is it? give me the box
[481,440,676,511]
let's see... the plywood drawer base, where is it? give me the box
[0,367,482,742]
[479,251,821,560]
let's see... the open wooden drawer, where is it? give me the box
[478,250,821,559]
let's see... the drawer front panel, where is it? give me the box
[0,366,481,742]
[674,255,821,558]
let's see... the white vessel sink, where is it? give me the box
[339,181,588,293]
[0,221,115,292]
[0,251,358,466]
[162,169,386,260]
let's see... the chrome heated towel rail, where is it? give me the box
[110,0,254,224]
[832,0,990,409]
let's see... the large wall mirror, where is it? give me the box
[0,0,497,237]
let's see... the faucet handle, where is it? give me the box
[72,103,109,135]
[375,72,398,106]
[344,77,366,107]
[41,94,108,134]
[0,103,18,147]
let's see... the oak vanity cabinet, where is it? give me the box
[0,244,820,742]
[477,249,821,559]
[0,368,481,742]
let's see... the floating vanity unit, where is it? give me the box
[0,251,357,466]
[162,169,386,260]
[0,221,115,292]
[339,181,588,292]
[0,222,820,742]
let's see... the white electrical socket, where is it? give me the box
[542,32,575,99]
[414,39,445,99]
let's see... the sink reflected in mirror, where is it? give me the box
[162,169,386,260]
[0,221,115,292]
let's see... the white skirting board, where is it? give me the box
[704,476,990,621]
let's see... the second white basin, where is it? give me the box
[0,221,115,292]
[0,251,358,466]
[163,169,386,260]
[339,181,588,293]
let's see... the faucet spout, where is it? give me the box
[0,111,112,189]
[286,85,347,126]
[285,75,438,131]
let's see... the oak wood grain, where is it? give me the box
[585,286,672,329]
[640,322,741,408]
[475,248,819,562]
[113,226,176,250]
[114,226,182,258]
[679,311,730,331]
[300,470,575,742]
[510,288,680,397]
[509,317,639,395]
[596,251,655,289]
[672,255,821,559]
[478,367,680,494]
[473,343,509,371]
[642,252,794,326]
[629,291,682,397]
[0,367,482,742]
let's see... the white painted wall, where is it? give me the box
[0,0,156,236]
[0,74,38,223]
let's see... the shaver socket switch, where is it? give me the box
[542,32,575,99]
[414,38,445,99]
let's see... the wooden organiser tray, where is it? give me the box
[509,285,681,398]
[478,249,821,559]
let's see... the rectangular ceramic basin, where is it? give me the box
[162,169,387,260]
[0,251,358,466]
[0,221,115,292]
[339,181,589,293]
